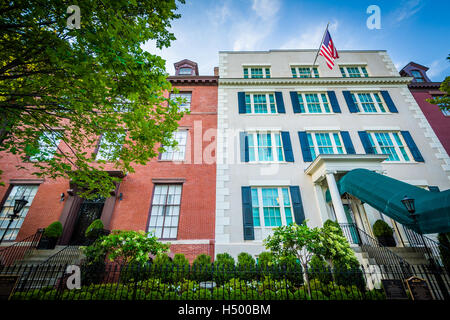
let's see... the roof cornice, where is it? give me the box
[168,75,218,85]
[218,76,413,86]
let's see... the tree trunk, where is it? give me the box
[302,263,312,297]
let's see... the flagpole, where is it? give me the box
[308,22,329,78]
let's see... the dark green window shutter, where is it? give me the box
[358,131,375,154]
[401,131,424,162]
[289,186,305,224]
[242,186,254,240]
[240,132,249,162]
[238,92,246,114]
[290,92,302,113]
[275,92,285,113]
[342,91,359,113]
[281,131,294,162]
[298,131,312,162]
[380,91,398,113]
[327,91,341,113]
[428,186,440,192]
[340,131,355,154]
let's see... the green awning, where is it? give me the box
[325,168,450,234]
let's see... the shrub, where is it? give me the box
[277,255,304,286]
[333,258,366,291]
[323,219,344,236]
[308,255,332,284]
[80,260,106,285]
[85,219,104,240]
[212,287,230,300]
[237,252,256,281]
[214,253,236,285]
[192,254,212,282]
[43,221,63,238]
[172,253,190,282]
[438,233,450,274]
[293,288,311,300]
[151,253,173,283]
[119,262,152,283]
[372,220,393,237]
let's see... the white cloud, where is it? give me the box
[427,58,450,81]
[394,0,424,22]
[281,20,339,50]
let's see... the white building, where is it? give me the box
[215,49,450,259]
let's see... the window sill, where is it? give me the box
[246,161,289,164]
[297,113,336,115]
[355,112,392,115]
[241,113,281,116]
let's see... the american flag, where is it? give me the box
[319,29,339,69]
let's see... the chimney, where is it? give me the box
[214,67,219,77]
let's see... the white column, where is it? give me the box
[313,183,331,225]
[325,172,347,224]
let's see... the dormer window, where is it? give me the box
[179,67,192,75]
[411,70,424,82]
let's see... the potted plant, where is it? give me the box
[372,220,396,247]
[38,221,63,249]
[84,219,109,245]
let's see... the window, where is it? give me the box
[296,92,332,113]
[367,132,412,162]
[411,70,424,82]
[160,131,188,161]
[95,132,125,161]
[251,187,294,240]
[29,131,62,161]
[170,92,192,112]
[179,67,192,75]
[350,92,387,113]
[247,132,285,162]
[291,66,319,78]
[0,185,39,241]
[148,184,182,239]
[244,93,277,114]
[340,66,369,78]
[243,67,271,79]
[442,108,450,116]
[307,132,345,160]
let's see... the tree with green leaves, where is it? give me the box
[426,54,450,111]
[264,222,321,296]
[0,0,186,198]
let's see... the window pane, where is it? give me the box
[305,94,321,113]
[0,185,39,241]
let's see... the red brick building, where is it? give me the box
[0,59,218,262]
[400,62,450,156]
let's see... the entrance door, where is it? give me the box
[69,196,105,245]
[343,204,360,244]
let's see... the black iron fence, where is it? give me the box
[1,262,449,301]
[0,229,43,267]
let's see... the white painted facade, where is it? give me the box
[215,49,450,259]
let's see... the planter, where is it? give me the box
[37,237,58,250]
[377,235,396,247]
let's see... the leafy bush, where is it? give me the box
[172,253,190,282]
[308,255,332,284]
[237,252,256,281]
[151,253,173,283]
[372,220,393,237]
[192,254,212,282]
[43,221,63,238]
[333,258,366,291]
[85,219,104,240]
[214,253,236,285]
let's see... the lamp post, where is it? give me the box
[401,195,449,300]
[0,196,28,244]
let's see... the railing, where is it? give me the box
[403,226,450,268]
[0,229,44,267]
[339,223,411,269]
[40,245,83,266]
[3,262,449,300]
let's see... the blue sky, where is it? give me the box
[143,0,450,81]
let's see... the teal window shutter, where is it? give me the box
[343,91,359,113]
[358,131,375,154]
[289,186,305,224]
[281,131,294,162]
[401,131,424,162]
[242,187,255,240]
[238,92,246,114]
[275,92,285,113]
[380,91,398,113]
[340,131,355,154]
[240,132,249,162]
[298,131,313,162]
[290,92,302,113]
[327,91,341,113]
